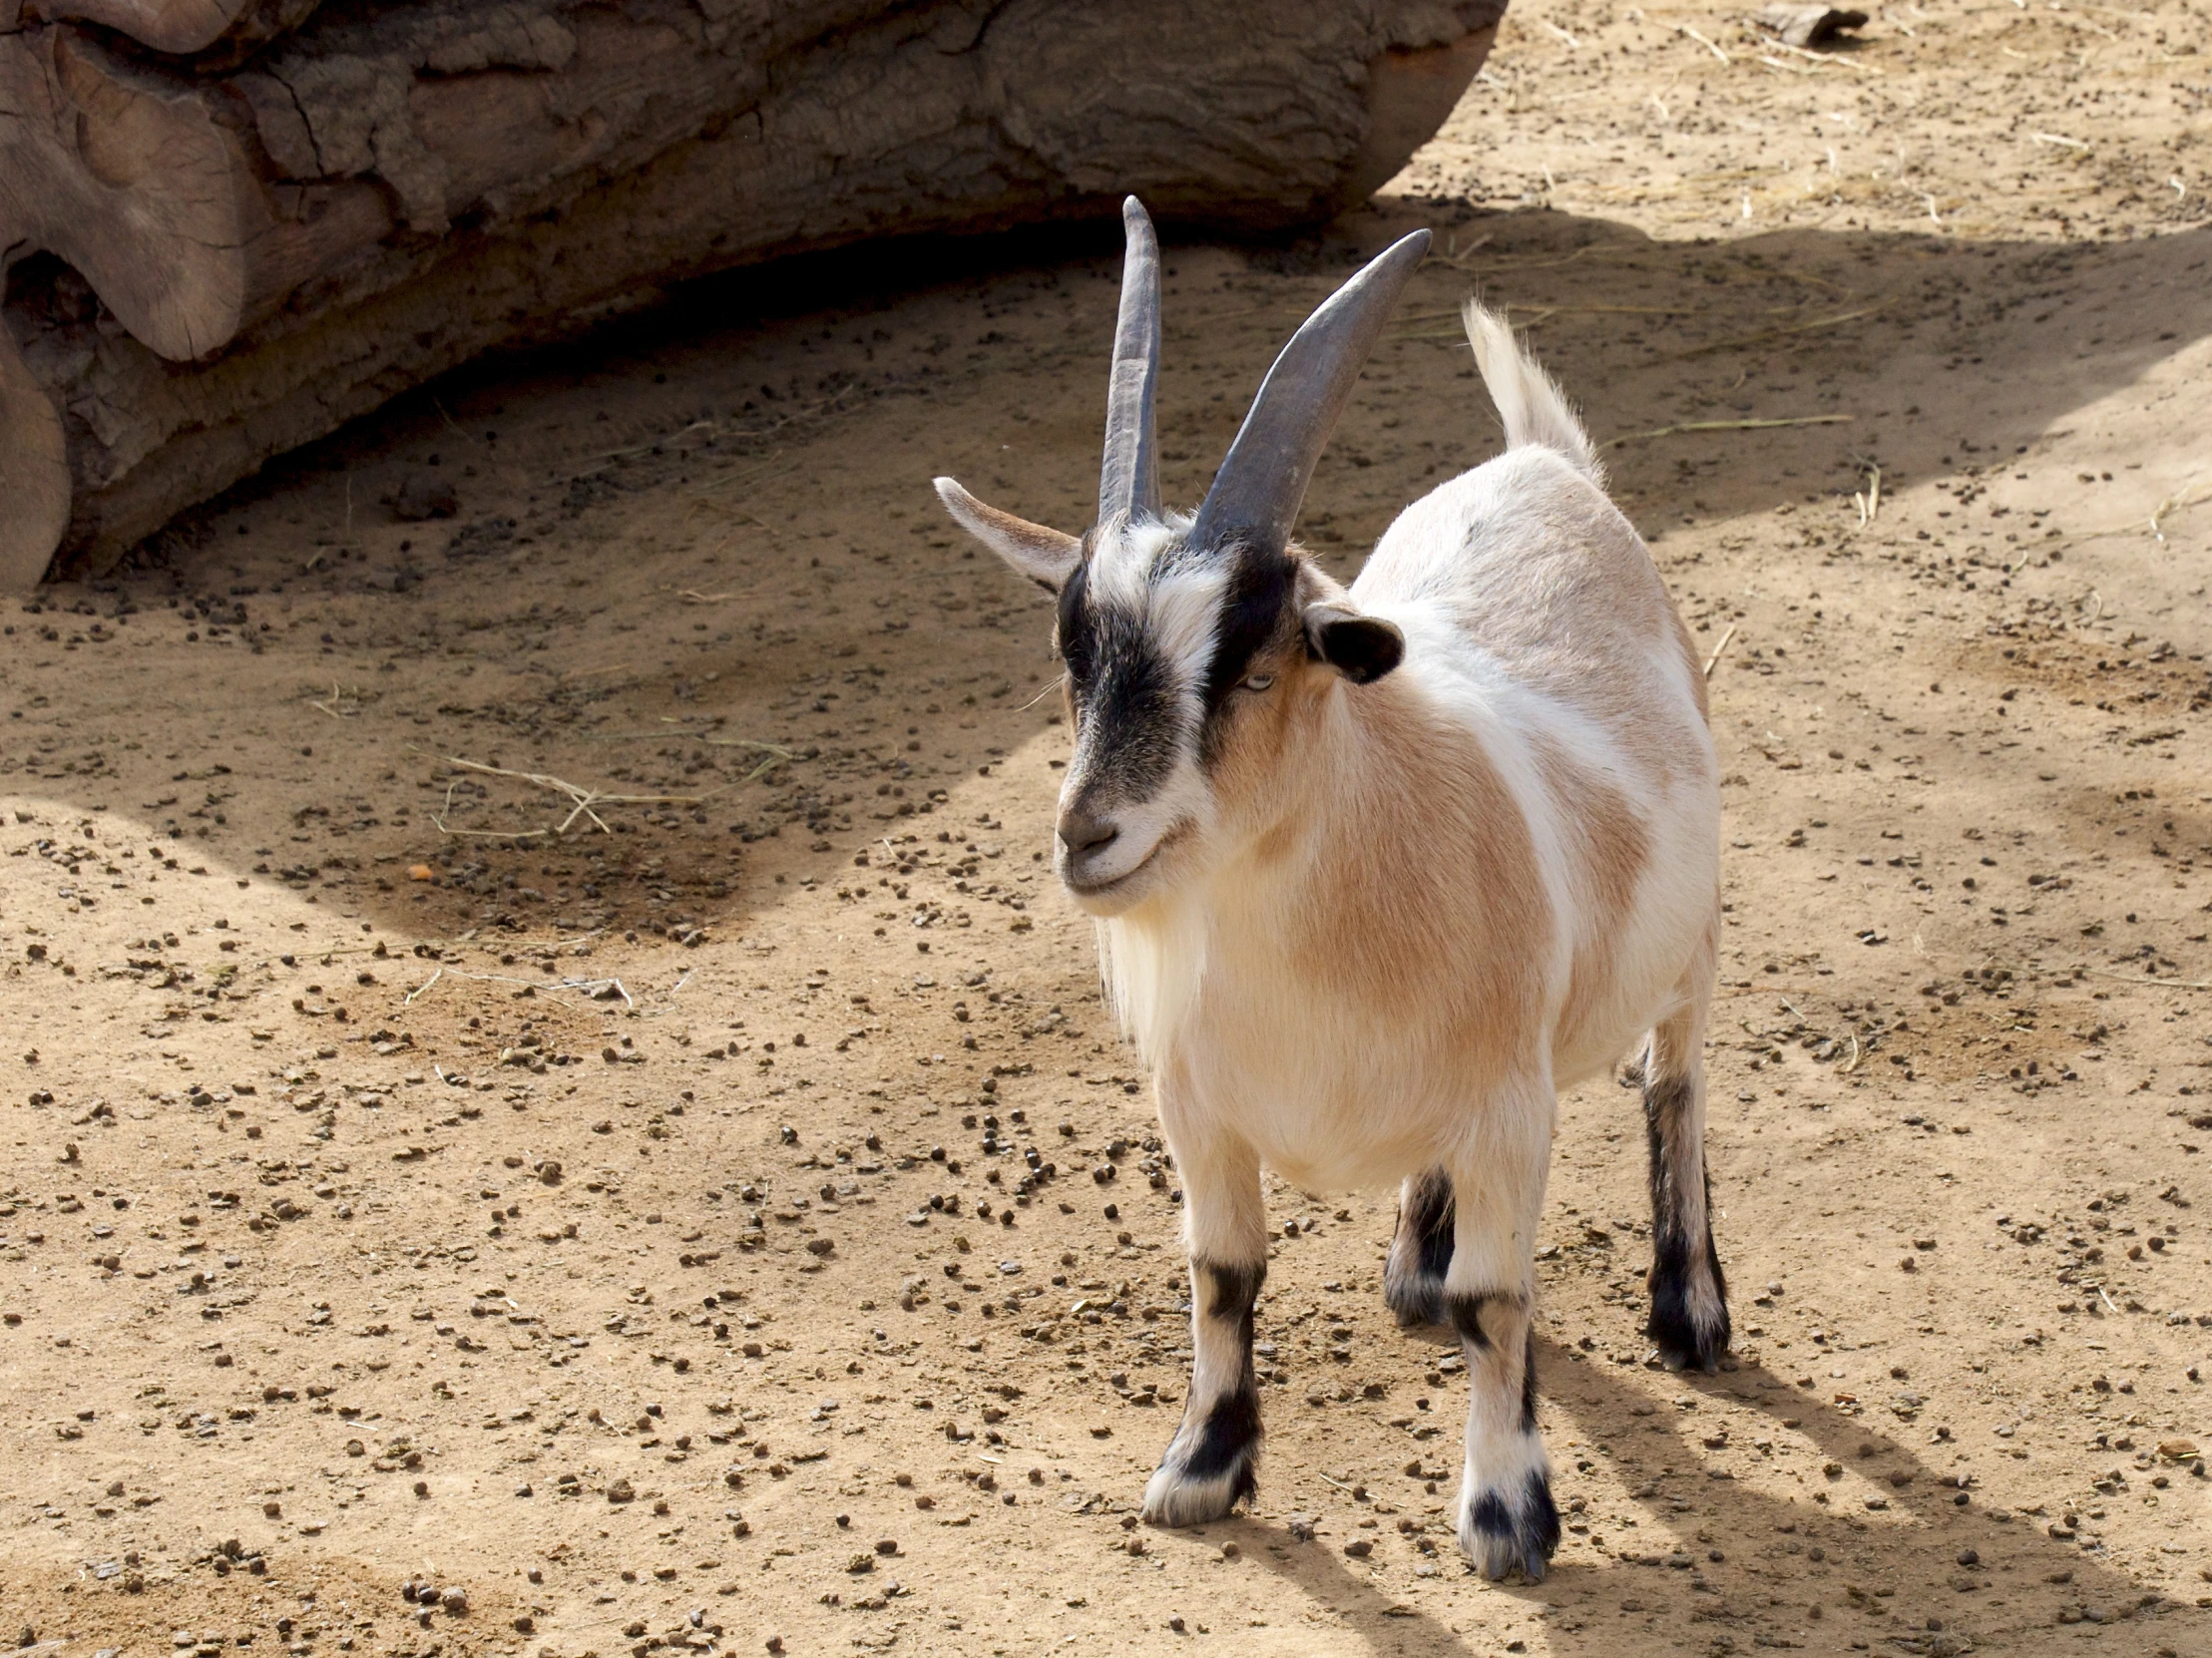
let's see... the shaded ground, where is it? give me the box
[5,1,2212,1654]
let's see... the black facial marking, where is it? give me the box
[1643,1071,1732,1370]
[1056,561,1094,681]
[1443,1290,1495,1352]
[1196,544,1298,765]
[1383,1169,1454,1331]
[1200,545,1299,710]
[1058,557,1179,805]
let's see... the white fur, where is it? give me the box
[1093,430,1718,1133]
[1099,584,1716,1192]
[1462,301,1603,486]
[1086,513,1187,609]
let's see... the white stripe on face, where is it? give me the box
[1146,565,1230,702]
[1086,518,1229,704]
[1069,518,1227,790]
[1085,515,1178,610]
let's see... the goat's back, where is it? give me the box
[1355,451,1706,768]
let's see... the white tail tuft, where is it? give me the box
[1461,301,1603,487]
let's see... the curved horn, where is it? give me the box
[1189,228,1430,554]
[1098,196,1163,527]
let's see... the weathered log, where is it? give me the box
[0,0,1506,587]
[0,25,388,358]
[15,0,321,60]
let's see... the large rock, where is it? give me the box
[0,0,1506,586]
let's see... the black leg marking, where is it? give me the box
[1441,1290,1496,1352]
[1202,1259,1265,1331]
[1178,1386,1262,1496]
[1143,1255,1266,1523]
[1200,1257,1265,1480]
[1462,1468,1561,1583]
[1521,1333,1539,1433]
[1383,1169,1455,1330]
[1643,1072,1731,1371]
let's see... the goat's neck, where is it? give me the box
[1099,673,1452,1061]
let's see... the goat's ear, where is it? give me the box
[1302,602,1405,684]
[933,477,1081,590]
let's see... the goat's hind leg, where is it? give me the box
[1643,991,1732,1372]
[1383,1168,1456,1336]
[1142,1126,1266,1526]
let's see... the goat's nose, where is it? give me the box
[1057,809,1119,856]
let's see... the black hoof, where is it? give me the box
[1646,1254,1731,1373]
[1459,1467,1560,1582]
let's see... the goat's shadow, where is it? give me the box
[1149,1330,2188,1655]
[1548,1338,2195,1646]
[1177,1509,1496,1657]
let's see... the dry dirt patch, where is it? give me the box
[5,1,2212,1654]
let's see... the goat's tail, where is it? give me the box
[1462,300,1604,488]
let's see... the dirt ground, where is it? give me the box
[6,1,2212,1653]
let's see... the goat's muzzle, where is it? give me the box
[1057,808,1119,859]
[1056,803,1185,910]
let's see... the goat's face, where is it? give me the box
[1059,534,1407,912]
[932,199,1425,911]
[1054,524,1293,912]
[931,495,1406,915]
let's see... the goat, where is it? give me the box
[932,198,1726,1582]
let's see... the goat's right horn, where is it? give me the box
[1098,196,1163,528]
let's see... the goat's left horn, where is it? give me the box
[1190,228,1429,555]
[1098,196,1163,528]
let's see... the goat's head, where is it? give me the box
[935,199,1425,915]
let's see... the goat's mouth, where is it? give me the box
[1060,823,1187,905]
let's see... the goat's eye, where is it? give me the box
[1240,673,1276,693]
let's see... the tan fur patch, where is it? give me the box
[1270,658,1551,1087]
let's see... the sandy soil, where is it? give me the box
[6,1,2212,1654]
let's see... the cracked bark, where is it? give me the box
[0,0,1504,587]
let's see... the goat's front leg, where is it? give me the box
[1141,1117,1266,1526]
[1444,1100,1559,1581]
